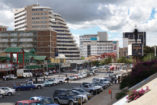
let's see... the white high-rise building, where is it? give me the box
[80,32,119,57]
[14,4,80,60]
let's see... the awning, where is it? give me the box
[4,47,23,53]
[26,65,42,69]
[33,56,47,61]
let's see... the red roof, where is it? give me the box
[16,100,39,104]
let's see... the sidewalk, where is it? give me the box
[84,84,121,105]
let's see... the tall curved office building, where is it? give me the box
[14,4,80,60]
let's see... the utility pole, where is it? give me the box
[154,46,156,57]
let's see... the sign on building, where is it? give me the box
[128,43,143,56]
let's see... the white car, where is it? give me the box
[68,76,77,80]
[0,89,5,97]
[47,78,59,85]
[56,77,65,83]
[72,90,88,103]
[3,74,17,80]
[0,87,16,96]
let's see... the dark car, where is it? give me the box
[53,89,82,105]
[30,96,59,105]
[13,83,36,91]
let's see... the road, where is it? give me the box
[0,72,121,105]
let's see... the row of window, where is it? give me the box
[32,21,48,24]
[32,25,48,28]
[32,17,49,20]
[32,13,48,15]
[0,33,34,36]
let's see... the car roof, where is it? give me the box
[30,96,51,100]
[17,100,39,103]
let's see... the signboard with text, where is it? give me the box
[132,43,143,56]
[0,64,14,71]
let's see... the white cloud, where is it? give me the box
[72,34,80,47]
[0,0,157,47]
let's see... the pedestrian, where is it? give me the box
[66,77,69,83]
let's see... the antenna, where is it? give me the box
[35,0,39,5]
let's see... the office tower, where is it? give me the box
[14,5,80,60]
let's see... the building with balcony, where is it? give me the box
[0,30,56,58]
[14,4,80,60]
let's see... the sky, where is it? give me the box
[0,0,157,47]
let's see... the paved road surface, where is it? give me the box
[0,72,121,105]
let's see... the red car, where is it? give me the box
[15,100,40,105]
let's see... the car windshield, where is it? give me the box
[75,89,85,92]
[30,102,42,105]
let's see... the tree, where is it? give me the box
[100,57,112,65]
[144,46,154,56]
[91,60,100,67]
[81,56,85,60]
[117,57,132,64]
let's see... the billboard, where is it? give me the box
[128,43,143,56]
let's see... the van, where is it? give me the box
[17,69,33,78]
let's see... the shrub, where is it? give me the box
[120,60,157,89]
[127,86,150,102]
[116,89,128,100]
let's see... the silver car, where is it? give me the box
[0,87,16,96]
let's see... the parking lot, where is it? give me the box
[0,69,124,105]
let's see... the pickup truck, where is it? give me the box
[13,83,36,91]
[27,81,44,89]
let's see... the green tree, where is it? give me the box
[117,57,132,64]
[91,60,100,67]
[100,57,112,65]
[81,56,85,60]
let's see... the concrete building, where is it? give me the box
[80,32,119,57]
[119,48,128,57]
[14,4,80,60]
[0,30,56,58]
[123,32,146,48]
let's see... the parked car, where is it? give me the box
[30,96,59,105]
[78,74,83,79]
[13,83,36,91]
[3,74,17,80]
[92,82,107,89]
[68,76,77,80]
[0,87,16,96]
[72,90,88,103]
[72,88,92,99]
[0,89,5,98]
[43,80,55,87]
[49,70,56,74]
[44,72,49,76]
[53,89,82,105]
[27,81,44,89]
[93,78,110,84]
[15,100,40,105]
[56,77,65,83]
[80,83,102,95]
[48,78,59,85]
